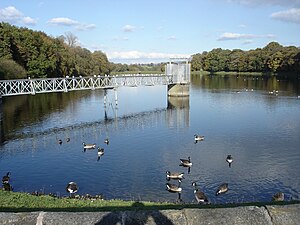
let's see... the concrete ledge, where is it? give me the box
[266,204,300,225]
[0,204,299,225]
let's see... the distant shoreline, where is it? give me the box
[191,71,300,78]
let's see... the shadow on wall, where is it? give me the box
[95,202,175,225]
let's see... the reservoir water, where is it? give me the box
[0,74,299,204]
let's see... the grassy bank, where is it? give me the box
[1,190,299,212]
[0,190,177,212]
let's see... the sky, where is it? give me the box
[0,0,300,64]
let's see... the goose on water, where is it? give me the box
[166,171,184,180]
[226,155,233,167]
[2,183,13,191]
[98,147,104,156]
[82,142,96,150]
[179,157,192,167]
[216,183,228,196]
[166,180,182,193]
[272,192,284,201]
[2,172,10,184]
[104,138,109,145]
[66,182,78,197]
[194,134,204,143]
[192,182,209,204]
[97,147,104,161]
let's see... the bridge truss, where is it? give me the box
[0,74,173,97]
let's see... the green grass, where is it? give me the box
[0,190,299,212]
[0,190,177,212]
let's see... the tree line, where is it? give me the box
[191,42,300,74]
[0,22,163,80]
[1,22,300,80]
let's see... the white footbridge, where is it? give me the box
[0,74,171,96]
[0,59,190,101]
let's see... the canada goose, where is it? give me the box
[98,147,104,156]
[272,192,284,201]
[2,172,10,184]
[166,180,182,193]
[66,182,78,197]
[166,171,184,180]
[104,138,109,145]
[97,147,104,161]
[180,157,192,167]
[82,142,96,150]
[192,182,209,204]
[2,183,13,191]
[216,183,228,196]
[194,134,204,143]
[58,139,63,145]
[66,138,70,142]
[226,155,233,167]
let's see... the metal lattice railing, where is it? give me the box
[0,74,173,97]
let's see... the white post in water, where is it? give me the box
[166,58,190,96]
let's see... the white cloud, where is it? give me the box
[218,32,275,41]
[107,51,190,63]
[218,32,255,40]
[271,8,300,24]
[122,24,136,32]
[48,17,96,31]
[0,6,37,25]
[48,17,78,26]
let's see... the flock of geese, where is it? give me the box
[1,138,110,197]
[64,138,111,196]
[2,134,285,203]
[165,134,231,203]
[165,134,284,204]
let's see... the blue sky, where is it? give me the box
[1,0,300,64]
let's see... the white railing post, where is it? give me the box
[28,77,36,95]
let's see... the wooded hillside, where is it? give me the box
[1,22,299,80]
[191,42,300,74]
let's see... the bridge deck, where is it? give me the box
[0,74,173,97]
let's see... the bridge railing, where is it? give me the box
[0,74,173,97]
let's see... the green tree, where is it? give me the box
[92,51,110,75]
[267,51,283,72]
[0,59,27,79]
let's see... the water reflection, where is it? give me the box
[167,96,189,129]
[0,75,299,204]
[1,90,104,142]
[191,74,300,96]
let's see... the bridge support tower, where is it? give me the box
[166,59,190,97]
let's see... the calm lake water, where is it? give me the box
[1,74,300,204]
